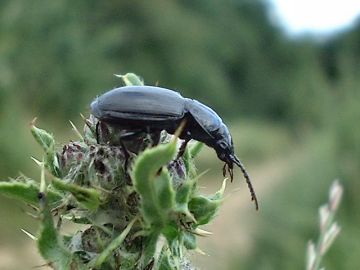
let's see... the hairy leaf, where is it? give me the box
[0,180,62,207]
[182,232,197,250]
[117,72,144,86]
[37,194,75,270]
[52,178,101,211]
[188,179,226,225]
[94,218,137,268]
[31,124,61,177]
[132,139,177,227]
[189,142,203,159]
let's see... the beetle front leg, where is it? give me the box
[222,163,227,177]
[222,163,234,182]
[176,138,190,159]
[228,165,234,182]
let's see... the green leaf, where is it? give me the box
[30,124,61,177]
[52,178,101,211]
[155,169,176,212]
[31,124,55,151]
[188,196,217,226]
[182,142,203,177]
[157,251,173,270]
[182,231,197,250]
[0,180,62,207]
[175,179,194,208]
[188,179,226,225]
[162,224,179,244]
[209,178,227,201]
[116,73,144,86]
[189,142,203,158]
[132,139,177,227]
[37,194,74,270]
[94,217,137,268]
[141,232,161,268]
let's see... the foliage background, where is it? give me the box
[0,0,359,269]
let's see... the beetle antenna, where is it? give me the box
[231,155,259,210]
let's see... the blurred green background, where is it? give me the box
[1,0,359,269]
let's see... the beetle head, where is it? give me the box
[213,123,234,162]
[214,124,259,210]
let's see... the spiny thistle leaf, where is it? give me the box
[51,178,101,211]
[0,180,62,207]
[30,123,61,177]
[182,231,197,250]
[208,178,227,200]
[132,139,177,227]
[30,122,55,151]
[162,224,180,244]
[188,179,227,225]
[189,142,203,159]
[94,217,137,268]
[1,73,224,270]
[182,149,192,176]
[155,169,176,212]
[37,194,75,270]
[141,232,161,268]
[183,142,203,177]
[175,179,195,217]
[158,251,174,270]
[115,72,144,86]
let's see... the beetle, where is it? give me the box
[91,85,258,210]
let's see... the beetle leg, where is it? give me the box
[95,121,100,144]
[119,129,144,140]
[223,163,234,181]
[150,132,161,146]
[144,126,154,147]
[144,128,161,147]
[227,165,234,182]
[222,163,227,177]
[176,139,190,159]
[95,121,112,144]
[119,139,131,172]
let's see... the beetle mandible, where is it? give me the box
[91,85,258,210]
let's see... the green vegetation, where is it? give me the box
[1,0,360,269]
[0,74,227,269]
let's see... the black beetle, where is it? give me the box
[91,85,258,210]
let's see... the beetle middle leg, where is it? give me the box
[117,129,145,171]
[144,126,161,147]
[119,139,131,172]
[95,121,111,144]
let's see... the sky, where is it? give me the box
[268,0,360,36]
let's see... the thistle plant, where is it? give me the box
[0,73,227,270]
[306,180,343,270]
